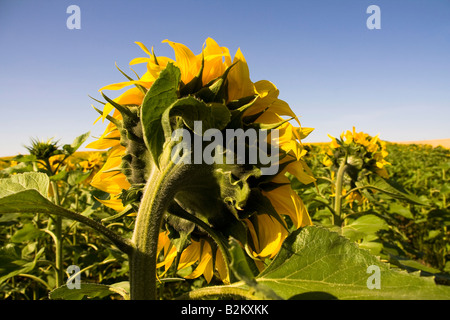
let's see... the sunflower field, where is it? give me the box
[0,38,449,301]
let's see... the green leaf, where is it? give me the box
[12,154,37,163]
[141,62,181,167]
[391,258,442,275]
[252,226,450,299]
[0,245,44,285]
[0,189,133,254]
[359,240,384,255]
[0,161,33,175]
[11,223,43,243]
[63,131,91,155]
[356,175,427,206]
[0,189,71,216]
[67,170,92,186]
[342,214,389,241]
[388,202,414,219]
[161,96,231,138]
[229,238,257,283]
[49,282,130,300]
[0,172,49,199]
[213,165,261,214]
[49,169,68,182]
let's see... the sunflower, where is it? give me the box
[88,38,314,284]
[323,127,391,207]
[323,127,390,177]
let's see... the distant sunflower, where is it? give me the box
[323,127,391,206]
[323,126,390,177]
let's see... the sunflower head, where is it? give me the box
[323,127,390,179]
[26,138,60,161]
[88,38,315,283]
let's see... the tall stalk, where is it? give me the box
[44,156,64,288]
[129,160,190,300]
[333,161,348,227]
[50,180,64,287]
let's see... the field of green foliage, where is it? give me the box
[299,142,450,280]
[0,139,449,300]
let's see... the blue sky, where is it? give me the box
[0,0,449,156]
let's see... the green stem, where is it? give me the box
[18,273,53,291]
[334,162,348,227]
[50,180,63,288]
[342,185,371,198]
[129,161,194,300]
[167,201,233,282]
[176,283,258,300]
[37,203,133,255]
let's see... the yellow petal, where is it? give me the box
[185,240,214,283]
[203,37,232,65]
[99,87,145,121]
[263,185,312,229]
[201,38,231,84]
[247,80,298,124]
[157,247,177,275]
[299,127,314,139]
[129,57,151,65]
[244,214,287,260]
[134,41,152,57]
[162,39,199,84]
[96,194,125,212]
[90,146,130,194]
[227,48,256,101]
[98,80,151,92]
[178,240,201,270]
[86,130,120,150]
[285,160,316,185]
[215,251,230,284]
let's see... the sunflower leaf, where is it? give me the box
[161,96,231,139]
[355,174,428,206]
[252,226,450,299]
[49,282,130,300]
[0,179,133,254]
[0,172,49,199]
[141,62,181,168]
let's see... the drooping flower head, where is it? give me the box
[87,38,315,283]
[323,127,390,176]
[322,127,390,206]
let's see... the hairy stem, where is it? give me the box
[129,161,193,300]
[50,180,63,288]
[334,162,348,227]
[176,283,258,300]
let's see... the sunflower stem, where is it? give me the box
[167,201,233,282]
[129,160,193,300]
[334,162,348,227]
[176,283,258,300]
[49,180,64,288]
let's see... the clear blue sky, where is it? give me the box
[1,0,449,156]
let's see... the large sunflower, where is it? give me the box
[87,38,314,284]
